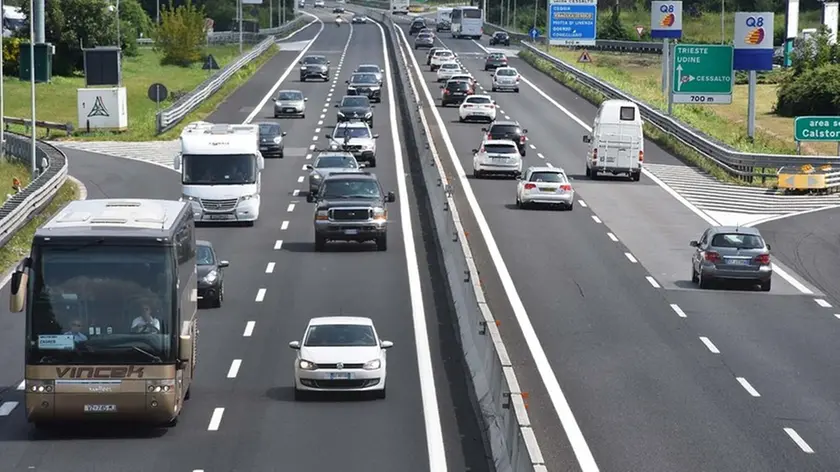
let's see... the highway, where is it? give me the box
[393,18,840,472]
[0,13,488,472]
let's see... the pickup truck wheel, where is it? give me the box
[314,236,326,251]
[376,235,387,251]
[368,158,376,168]
[585,166,591,177]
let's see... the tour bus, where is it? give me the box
[9,199,198,428]
[451,6,483,39]
[175,121,264,226]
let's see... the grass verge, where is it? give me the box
[2,43,278,142]
[0,179,79,273]
[519,49,776,187]
[0,159,32,201]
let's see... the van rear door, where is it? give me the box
[596,123,641,171]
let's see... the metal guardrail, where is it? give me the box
[361,5,547,470]
[137,24,296,46]
[155,15,310,134]
[519,41,840,182]
[0,132,69,247]
[482,22,663,54]
[2,117,74,136]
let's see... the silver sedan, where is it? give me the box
[273,89,307,118]
[515,166,575,210]
[306,152,360,195]
[690,225,773,291]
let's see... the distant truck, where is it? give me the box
[391,0,409,15]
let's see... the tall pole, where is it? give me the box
[278,0,282,28]
[720,0,724,44]
[29,0,36,177]
[270,0,273,29]
[116,0,121,47]
[33,0,44,42]
[1,0,6,159]
[532,0,538,30]
[238,0,243,53]
[156,0,160,24]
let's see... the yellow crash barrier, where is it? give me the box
[777,166,828,190]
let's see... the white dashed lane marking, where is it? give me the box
[281,221,290,230]
[815,298,832,308]
[227,359,242,378]
[537,152,544,159]
[297,176,305,183]
[17,380,24,390]
[645,276,661,289]
[578,200,587,208]
[699,336,720,354]
[207,408,225,431]
[243,321,256,337]
[624,253,638,263]
[606,232,619,242]
[0,402,18,416]
[591,215,601,224]
[266,262,275,273]
[255,289,267,302]
[784,428,814,453]
[292,189,300,197]
[287,203,296,212]
[529,144,536,150]
[274,240,283,250]
[670,304,687,318]
[736,377,760,397]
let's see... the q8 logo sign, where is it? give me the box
[733,12,774,71]
[649,1,682,39]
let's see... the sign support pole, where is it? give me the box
[661,38,668,95]
[667,42,674,115]
[747,70,757,140]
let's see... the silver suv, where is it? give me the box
[326,121,379,167]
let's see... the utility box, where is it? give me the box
[18,43,54,83]
[83,47,122,87]
[77,87,129,131]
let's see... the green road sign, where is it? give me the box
[672,44,733,105]
[794,116,840,142]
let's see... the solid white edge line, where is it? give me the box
[243,321,256,337]
[699,336,720,354]
[783,427,815,453]
[396,24,598,472]
[735,377,760,397]
[207,407,225,431]
[266,262,276,273]
[243,12,323,125]
[669,304,687,318]
[0,401,18,416]
[255,288,267,302]
[227,359,242,378]
[383,20,448,471]
[476,38,822,297]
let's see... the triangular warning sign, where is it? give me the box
[635,25,644,37]
[202,54,220,70]
[578,50,592,63]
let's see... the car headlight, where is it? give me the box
[363,143,374,150]
[315,209,329,221]
[363,359,381,370]
[365,111,372,118]
[312,173,322,180]
[240,193,257,201]
[347,87,356,92]
[300,66,306,70]
[203,270,218,283]
[273,136,283,144]
[372,207,386,221]
[181,194,197,202]
[337,111,345,117]
[298,359,317,370]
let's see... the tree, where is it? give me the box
[153,0,207,66]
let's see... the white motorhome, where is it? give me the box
[436,7,452,31]
[391,0,409,15]
[582,99,644,181]
[175,121,264,225]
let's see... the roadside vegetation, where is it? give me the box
[1,0,285,141]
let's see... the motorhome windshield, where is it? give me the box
[28,245,175,364]
[182,154,257,185]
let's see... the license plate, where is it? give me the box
[84,404,116,412]
[344,229,359,235]
[540,187,554,192]
[330,373,353,380]
[284,108,295,112]
[207,214,233,220]
[725,258,750,265]
[606,156,616,162]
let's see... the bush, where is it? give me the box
[775,64,840,117]
[2,37,22,77]
[598,8,633,40]
[153,0,207,66]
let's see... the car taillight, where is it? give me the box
[704,251,721,263]
[519,135,525,143]
[592,149,598,161]
[463,104,473,108]
[754,254,770,265]
[560,184,572,191]
[444,89,450,95]
[524,183,536,190]
[639,150,644,162]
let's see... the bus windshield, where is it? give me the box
[27,245,176,364]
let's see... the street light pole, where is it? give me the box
[1,0,6,159]
[238,0,243,54]
[532,0,538,30]
[116,0,121,47]
[29,0,36,177]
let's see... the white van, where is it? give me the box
[436,7,452,31]
[582,99,644,181]
[175,121,264,225]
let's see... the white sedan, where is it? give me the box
[472,139,522,178]
[459,94,497,122]
[289,316,392,400]
[516,166,575,210]
[436,61,462,82]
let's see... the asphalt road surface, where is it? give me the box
[394,18,840,472]
[0,14,488,472]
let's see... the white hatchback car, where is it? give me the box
[436,61,462,82]
[430,49,456,71]
[516,166,575,210]
[459,94,497,122]
[472,139,522,178]
[491,66,520,92]
[289,316,393,400]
